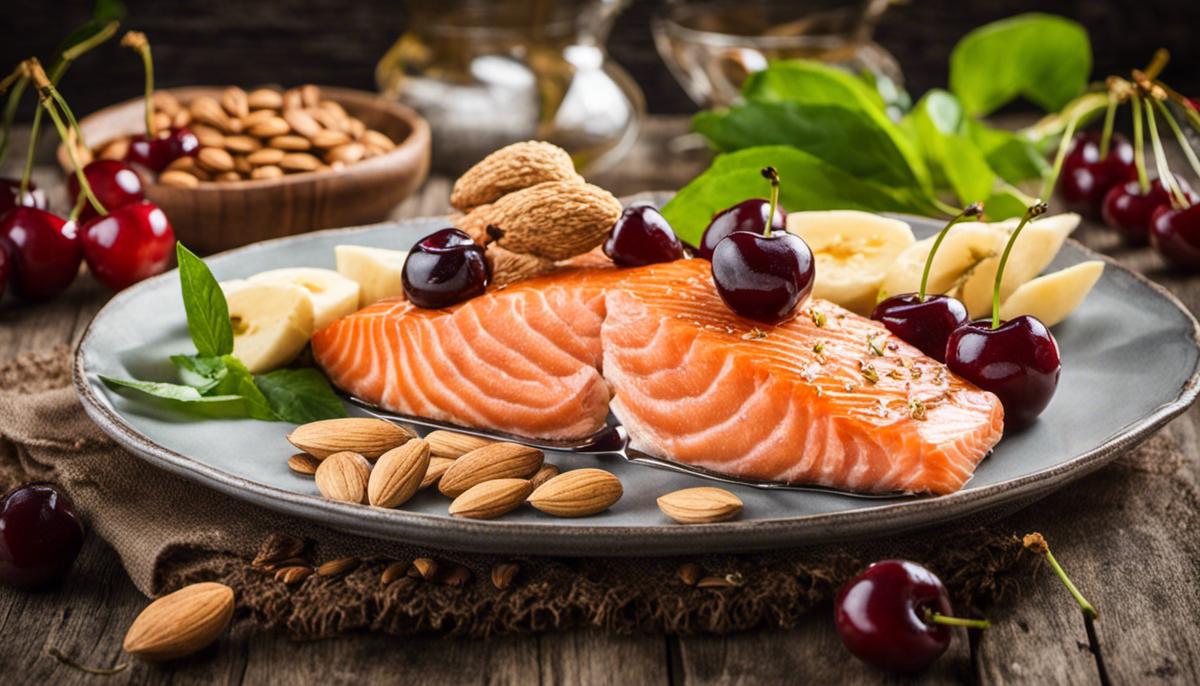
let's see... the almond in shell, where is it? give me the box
[368,438,430,508]
[657,487,743,524]
[438,442,543,497]
[459,181,622,260]
[448,478,533,519]
[287,417,414,459]
[314,451,372,504]
[123,582,234,661]
[527,468,622,517]
[450,141,581,211]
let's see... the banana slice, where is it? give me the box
[959,213,1081,318]
[226,283,315,374]
[220,279,250,297]
[877,223,1001,304]
[999,260,1103,327]
[786,210,915,315]
[248,267,360,330]
[335,245,409,308]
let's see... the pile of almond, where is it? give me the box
[286,418,623,519]
[449,141,623,285]
[89,85,397,185]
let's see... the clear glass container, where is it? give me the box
[653,0,902,109]
[376,0,644,175]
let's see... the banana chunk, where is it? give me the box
[999,260,1103,327]
[248,267,360,330]
[786,210,915,315]
[877,223,1001,304]
[227,283,315,374]
[959,213,1081,318]
[335,245,409,308]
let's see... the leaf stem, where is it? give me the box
[1023,533,1098,620]
[122,31,157,137]
[992,201,1047,329]
[1144,97,1190,209]
[918,202,983,301]
[760,166,780,237]
[923,608,991,630]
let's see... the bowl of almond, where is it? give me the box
[59,84,431,253]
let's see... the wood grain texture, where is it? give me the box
[3,117,1200,683]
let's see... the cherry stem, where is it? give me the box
[923,607,991,630]
[47,646,128,676]
[68,188,87,224]
[1041,112,1081,200]
[918,202,984,302]
[122,31,157,138]
[1098,93,1117,160]
[992,201,1048,329]
[1143,97,1191,209]
[1130,96,1151,192]
[24,60,106,216]
[760,166,780,237]
[1143,48,1170,81]
[1153,99,1200,186]
[1023,533,1099,620]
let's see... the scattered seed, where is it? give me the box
[677,563,702,587]
[287,452,320,475]
[410,557,438,580]
[440,564,473,587]
[491,562,520,590]
[380,561,409,586]
[317,557,361,578]
[275,565,314,585]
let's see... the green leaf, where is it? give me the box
[254,368,348,424]
[693,102,929,190]
[963,119,1048,184]
[214,356,277,421]
[949,13,1091,116]
[661,146,939,246]
[100,376,252,420]
[170,354,228,393]
[52,0,126,65]
[903,90,996,206]
[176,243,234,358]
[982,187,1034,221]
[740,60,887,113]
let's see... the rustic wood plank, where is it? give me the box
[537,631,671,685]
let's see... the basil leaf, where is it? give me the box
[693,102,930,190]
[254,368,348,424]
[176,243,234,358]
[170,354,227,393]
[963,119,1048,185]
[662,146,939,246]
[950,13,1091,116]
[100,376,251,419]
[214,356,277,421]
[741,60,887,113]
[902,90,995,206]
[51,0,126,66]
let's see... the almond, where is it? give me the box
[310,129,350,148]
[438,442,543,497]
[656,487,743,524]
[221,86,249,118]
[152,91,182,117]
[248,116,291,138]
[247,147,285,166]
[280,152,321,172]
[223,134,261,154]
[424,429,492,459]
[251,164,284,180]
[165,155,200,174]
[197,146,235,173]
[448,478,532,519]
[153,112,172,134]
[98,137,130,161]
[172,109,192,129]
[247,88,283,111]
[368,438,430,508]
[159,170,199,188]
[450,141,580,211]
[190,96,231,131]
[527,468,622,517]
[284,108,323,139]
[314,451,371,503]
[123,582,234,661]
[191,124,225,148]
[487,244,557,286]
[287,417,414,459]
[326,142,365,165]
[299,84,322,108]
[420,457,455,489]
[362,129,395,152]
[240,108,276,130]
[287,452,320,475]
[317,556,360,578]
[459,181,621,260]
[268,134,311,151]
[529,463,560,490]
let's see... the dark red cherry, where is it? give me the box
[870,294,968,362]
[946,316,1061,428]
[68,160,146,223]
[0,483,85,590]
[1058,132,1136,216]
[1102,177,1196,244]
[81,201,175,291]
[0,207,82,301]
[603,205,685,267]
[835,560,955,672]
[1149,203,1200,270]
[0,178,48,216]
[403,228,490,308]
[126,127,198,173]
[698,198,787,260]
[0,236,12,300]
[711,230,814,323]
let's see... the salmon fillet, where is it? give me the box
[312,259,1003,494]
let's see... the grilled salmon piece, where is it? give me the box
[312,259,1003,494]
[602,260,1003,494]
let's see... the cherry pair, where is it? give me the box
[872,203,1061,429]
[120,31,198,173]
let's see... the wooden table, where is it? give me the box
[2,118,1198,684]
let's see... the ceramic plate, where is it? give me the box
[74,213,1200,554]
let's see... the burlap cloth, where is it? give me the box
[0,346,1035,638]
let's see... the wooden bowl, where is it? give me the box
[59,86,431,253]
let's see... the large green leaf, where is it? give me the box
[902,90,995,206]
[661,146,939,246]
[740,60,887,113]
[950,13,1091,116]
[100,376,252,420]
[964,119,1048,184]
[213,356,277,421]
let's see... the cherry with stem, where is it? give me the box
[1022,533,1098,619]
[870,203,983,362]
[121,31,197,172]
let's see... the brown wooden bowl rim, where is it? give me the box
[57,85,431,192]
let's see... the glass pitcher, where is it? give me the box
[376,0,644,175]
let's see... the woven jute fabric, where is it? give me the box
[0,346,1033,638]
